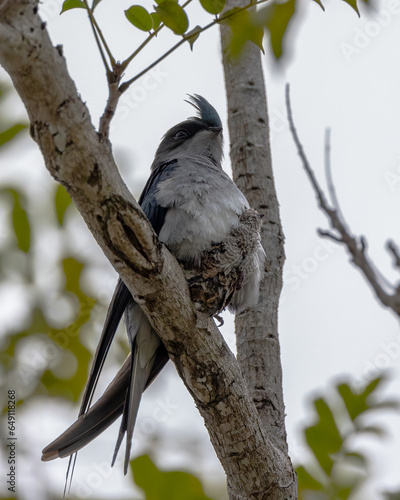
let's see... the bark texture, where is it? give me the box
[0,1,295,498]
[220,2,298,498]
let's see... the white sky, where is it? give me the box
[1,0,400,498]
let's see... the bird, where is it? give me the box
[41,95,265,478]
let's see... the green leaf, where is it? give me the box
[296,465,324,492]
[12,192,30,253]
[2,188,31,253]
[199,0,226,15]
[155,2,188,35]
[341,0,360,16]
[259,0,297,60]
[218,6,240,25]
[125,5,154,32]
[184,26,202,51]
[150,12,161,30]
[60,0,86,14]
[337,486,354,500]
[154,0,178,4]
[0,123,27,147]
[131,455,213,500]
[304,397,343,476]
[54,184,73,226]
[337,377,397,422]
[338,382,366,421]
[312,0,325,9]
[91,0,103,10]
[62,257,85,298]
[221,8,264,57]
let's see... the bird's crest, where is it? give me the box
[186,94,222,129]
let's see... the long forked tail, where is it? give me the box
[41,342,169,462]
[41,355,130,461]
[111,302,165,474]
[42,281,169,496]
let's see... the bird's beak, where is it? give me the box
[209,126,222,135]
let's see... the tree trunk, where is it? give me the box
[220,1,298,497]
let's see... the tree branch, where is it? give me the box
[387,240,400,271]
[286,84,400,318]
[0,1,294,497]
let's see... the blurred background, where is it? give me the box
[1,0,400,498]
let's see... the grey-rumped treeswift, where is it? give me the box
[42,95,266,478]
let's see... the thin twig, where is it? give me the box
[285,84,331,213]
[285,83,400,317]
[82,0,114,79]
[120,37,187,93]
[387,241,400,270]
[121,28,161,72]
[317,228,343,243]
[121,0,193,72]
[325,128,340,212]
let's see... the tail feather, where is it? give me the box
[41,355,131,461]
[123,343,149,474]
[79,279,131,417]
[114,303,161,473]
[42,307,169,465]
[42,280,170,491]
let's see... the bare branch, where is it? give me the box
[324,128,343,219]
[286,84,400,318]
[98,75,123,139]
[317,228,343,243]
[387,240,400,270]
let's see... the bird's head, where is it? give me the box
[152,94,224,168]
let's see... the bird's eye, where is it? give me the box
[173,130,189,140]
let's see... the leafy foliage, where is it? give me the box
[130,454,214,500]
[260,0,296,60]
[0,188,97,404]
[0,188,30,253]
[155,2,189,35]
[0,82,28,146]
[341,0,369,16]
[54,184,73,226]
[59,0,376,87]
[199,0,226,15]
[0,123,27,147]
[297,376,399,500]
[0,111,98,409]
[221,7,265,57]
[125,5,155,32]
[60,0,86,14]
